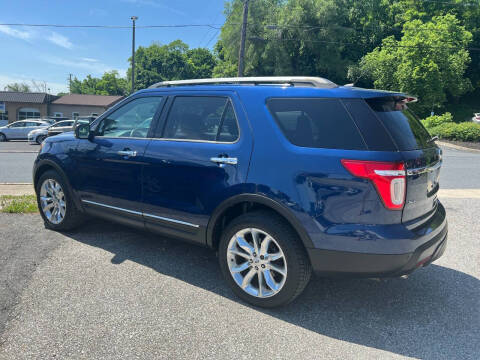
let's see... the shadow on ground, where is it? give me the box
[65,219,479,360]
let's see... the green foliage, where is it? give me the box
[421,112,453,129]
[0,195,38,213]
[127,40,217,91]
[70,71,127,96]
[428,122,480,142]
[4,82,31,92]
[358,14,473,116]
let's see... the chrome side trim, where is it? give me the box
[81,199,200,228]
[82,200,142,216]
[406,161,442,176]
[143,213,200,228]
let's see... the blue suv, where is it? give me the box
[33,77,447,307]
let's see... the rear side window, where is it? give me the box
[366,97,432,151]
[267,98,366,150]
[164,97,239,142]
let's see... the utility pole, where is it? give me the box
[237,0,249,77]
[69,74,72,94]
[131,16,138,94]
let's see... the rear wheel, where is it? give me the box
[36,170,84,231]
[36,135,47,144]
[0,133,6,142]
[219,211,312,307]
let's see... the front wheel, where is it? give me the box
[0,133,6,142]
[36,170,84,231]
[36,135,47,144]
[219,211,312,308]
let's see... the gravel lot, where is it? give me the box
[0,195,479,359]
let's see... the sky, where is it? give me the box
[0,0,226,94]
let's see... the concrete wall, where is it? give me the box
[4,102,48,123]
[49,104,107,118]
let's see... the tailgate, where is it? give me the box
[401,147,442,223]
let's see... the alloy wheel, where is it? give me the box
[227,228,287,298]
[40,179,66,224]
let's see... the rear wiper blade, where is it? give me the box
[427,136,439,143]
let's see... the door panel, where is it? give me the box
[142,93,252,244]
[72,96,164,225]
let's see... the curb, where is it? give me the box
[0,183,35,196]
[437,141,480,153]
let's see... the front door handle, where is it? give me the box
[210,157,238,165]
[117,150,137,157]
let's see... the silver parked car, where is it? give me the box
[28,120,77,144]
[0,120,50,142]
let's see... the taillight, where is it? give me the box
[341,159,406,210]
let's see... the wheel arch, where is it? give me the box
[207,194,314,251]
[34,159,83,211]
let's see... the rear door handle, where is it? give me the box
[210,157,238,165]
[117,150,137,157]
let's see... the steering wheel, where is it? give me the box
[129,128,147,138]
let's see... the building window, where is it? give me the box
[0,111,8,121]
[18,108,41,120]
[72,112,79,120]
[54,112,63,117]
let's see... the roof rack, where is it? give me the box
[148,76,338,89]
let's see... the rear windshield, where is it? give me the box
[267,98,366,150]
[366,97,432,151]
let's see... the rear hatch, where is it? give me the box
[365,97,441,223]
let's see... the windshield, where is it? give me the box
[366,97,433,151]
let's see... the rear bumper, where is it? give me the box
[307,204,448,278]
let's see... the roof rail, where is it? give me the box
[148,76,338,89]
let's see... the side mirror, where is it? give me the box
[75,123,92,140]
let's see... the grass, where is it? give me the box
[0,195,38,213]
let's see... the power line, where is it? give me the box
[0,23,223,29]
[250,36,480,52]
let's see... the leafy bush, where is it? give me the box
[422,112,453,129]
[429,122,480,142]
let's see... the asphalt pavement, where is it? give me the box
[0,197,479,359]
[0,141,38,183]
[0,143,479,359]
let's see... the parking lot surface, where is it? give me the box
[0,195,479,359]
[0,144,479,359]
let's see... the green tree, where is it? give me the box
[356,14,473,115]
[70,71,127,96]
[127,40,217,91]
[4,82,31,92]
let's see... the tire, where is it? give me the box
[0,133,7,142]
[218,210,312,308]
[36,135,47,144]
[36,170,84,231]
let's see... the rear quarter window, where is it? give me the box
[267,98,366,150]
[366,97,432,151]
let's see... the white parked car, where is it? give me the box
[0,120,50,142]
[472,113,480,123]
[28,120,77,144]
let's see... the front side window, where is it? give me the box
[9,122,26,128]
[96,97,163,138]
[267,98,366,150]
[163,96,239,142]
